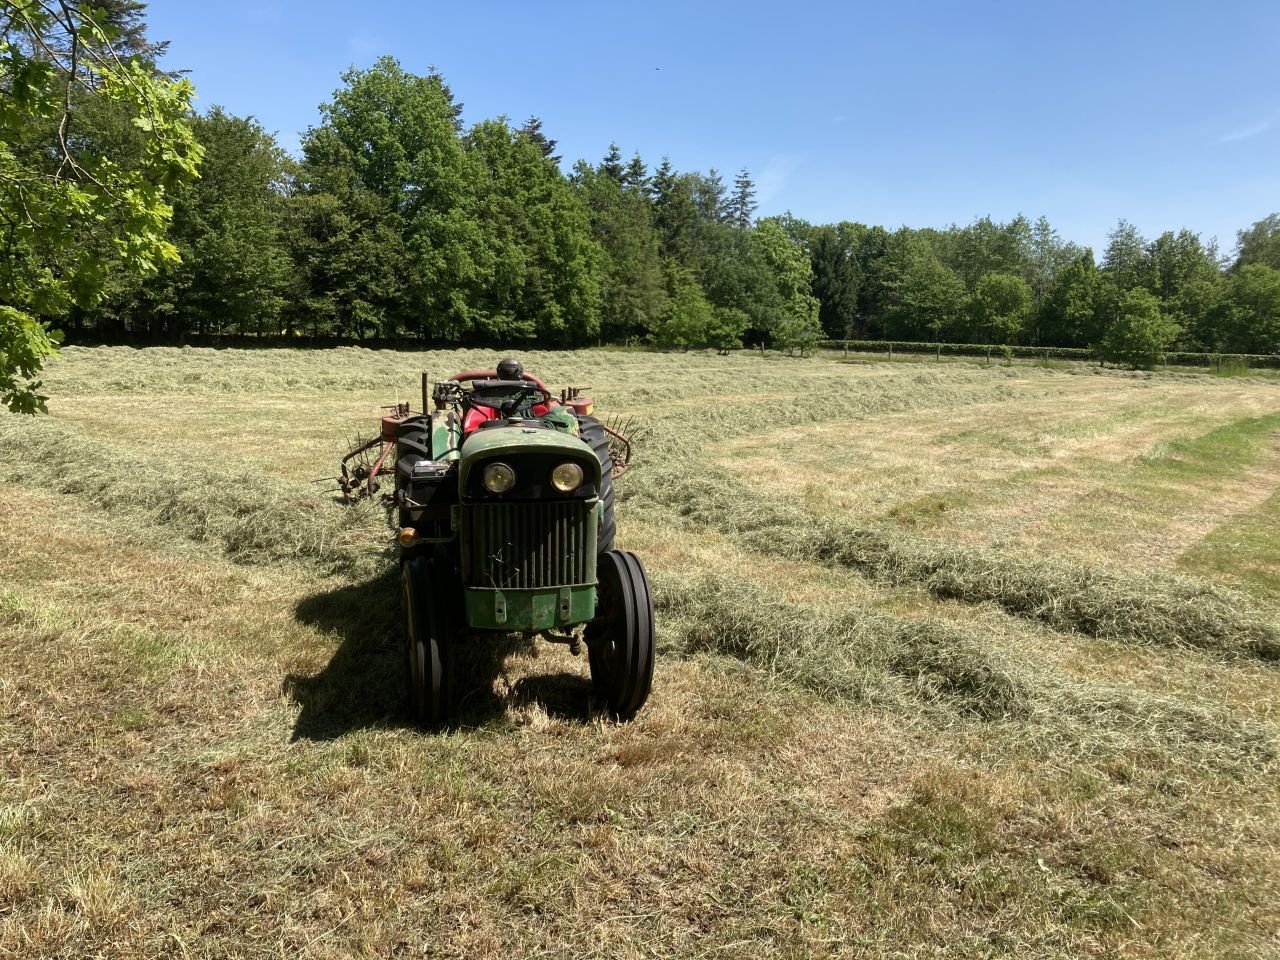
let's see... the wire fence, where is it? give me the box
[818,339,1280,370]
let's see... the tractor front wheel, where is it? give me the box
[586,550,654,719]
[402,552,455,726]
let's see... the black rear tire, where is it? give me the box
[577,414,615,553]
[586,550,654,719]
[402,549,456,726]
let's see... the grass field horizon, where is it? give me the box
[1,345,1278,958]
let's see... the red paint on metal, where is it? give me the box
[380,414,405,442]
[463,406,496,433]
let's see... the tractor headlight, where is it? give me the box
[550,461,584,493]
[482,462,516,494]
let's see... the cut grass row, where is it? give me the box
[624,452,1280,661]
[8,401,1276,663]
[1,401,1272,763]
[0,415,389,577]
[654,570,1274,768]
[2,483,1277,959]
[3,348,1280,958]
[5,391,1276,664]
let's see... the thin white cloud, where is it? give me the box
[755,153,804,207]
[1218,119,1272,144]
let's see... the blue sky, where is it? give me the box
[147,0,1280,254]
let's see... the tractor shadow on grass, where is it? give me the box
[285,568,596,739]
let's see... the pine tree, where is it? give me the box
[601,143,624,181]
[623,153,648,192]
[518,115,559,162]
[726,167,757,228]
[649,157,676,204]
[87,0,169,63]
[694,168,726,222]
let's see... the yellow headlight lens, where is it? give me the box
[483,462,516,493]
[550,461,583,493]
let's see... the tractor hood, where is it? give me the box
[458,420,601,498]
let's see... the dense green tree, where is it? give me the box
[693,168,726,224]
[0,0,200,410]
[707,305,750,353]
[1040,251,1101,347]
[1101,219,1149,292]
[296,57,485,339]
[1141,231,1222,350]
[877,232,967,341]
[119,109,292,339]
[1025,215,1080,340]
[969,273,1032,344]
[1100,288,1178,369]
[600,142,624,182]
[697,223,776,332]
[753,218,822,354]
[806,222,863,339]
[571,159,667,341]
[1234,214,1280,271]
[1218,264,1280,354]
[518,115,558,162]
[945,215,1032,290]
[281,189,409,338]
[465,120,602,342]
[848,224,891,337]
[652,267,714,349]
[622,153,648,191]
[649,160,700,262]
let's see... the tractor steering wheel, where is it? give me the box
[447,369,553,400]
[464,382,540,416]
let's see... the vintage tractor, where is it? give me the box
[341,358,653,724]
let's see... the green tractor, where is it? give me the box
[342,358,654,724]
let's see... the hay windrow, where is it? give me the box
[654,571,1033,720]
[653,571,1275,761]
[0,415,388,576]
[628,460,1280,660]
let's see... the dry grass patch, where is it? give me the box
[1,346,1278,958]
[717,377,1280,574]
[626,456,1280,659]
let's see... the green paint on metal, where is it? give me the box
[459,424,600,490]
[431,417,461,462]
[464,585,596,631]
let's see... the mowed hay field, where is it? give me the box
[1,346,1279,960]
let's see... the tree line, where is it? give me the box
[59,43,823,355]
[76,45,1280,365]
[3,2,1279,413]
[789,214,1280,365]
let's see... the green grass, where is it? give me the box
[1180,487,1280,602]
[1139,414,1280,479]
[0,345,1277,958]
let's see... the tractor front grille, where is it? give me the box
[463,500,593,589]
